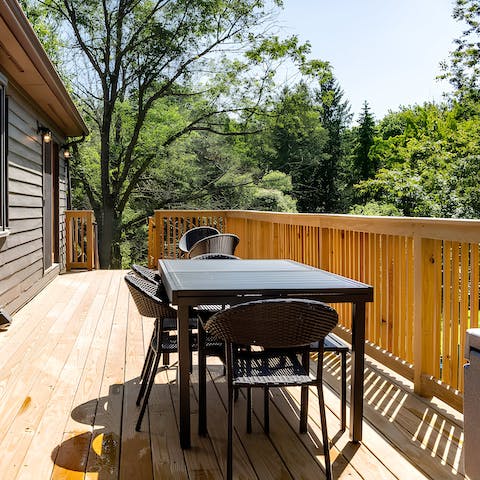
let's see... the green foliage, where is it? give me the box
[251,75,351,214]
[355,101,480,218]
[23,0,480,268]
[349,201,402,216]
[19,0,64,67]
[440,0,480,102]
[27,0,316,267]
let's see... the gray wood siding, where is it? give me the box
[59,160,67,270]
[0,86,68,314]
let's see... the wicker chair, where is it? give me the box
[204,298,338,480]
[125,274,223,431]
[130,264,197,367]
[178,226,220,254]
[188,233,240,258]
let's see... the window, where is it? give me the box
[0,72,8,234]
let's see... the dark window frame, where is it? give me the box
[0,72,8,234]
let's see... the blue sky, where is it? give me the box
[277,0,463,121]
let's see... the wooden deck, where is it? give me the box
[0,270,465,479]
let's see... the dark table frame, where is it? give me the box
[158,259,374,449]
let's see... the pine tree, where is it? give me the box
[355,101,376,180]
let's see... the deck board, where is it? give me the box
[0,270,465,479]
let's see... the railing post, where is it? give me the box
[413,236,439,397]
[153,210,163,265]
[87,212,94,270]
[147,216,155,268]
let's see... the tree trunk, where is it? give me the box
[97,200,123,269]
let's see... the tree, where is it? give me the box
[257,73,351,213]
[354,101,376,180]
[351,101,480,218]
[440,0,480,103]
[314,74,352,212]
[35,0,312,267]
[19,0,64,64]
[266,82,329,212]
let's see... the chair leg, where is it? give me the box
[227,380,234,480]
[139,325,156,381]
[136,323,158,406]
[140,342,154,381]
[198,322,207,436]
[317,384,332,480]
[136,345,162,431]
[246,387,252,433]
[264,387,270,434]
[300,385,309,433]
[340,350,347,431]
[136,347,155,406]
[163,352,170,366]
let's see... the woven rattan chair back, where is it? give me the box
[188,233,240,259]
[131,264,160,284]
[178,226,220,254]
[205,298,338,348]
[124,274,175,319]
[191,253,240,260]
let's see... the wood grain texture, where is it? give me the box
[0,270,465,479]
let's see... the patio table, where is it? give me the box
[158,258,374,448]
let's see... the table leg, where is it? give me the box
[350,301,365,442]
[198,319,207,436]
[177,304,191,448]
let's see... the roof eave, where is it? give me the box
[0,0,89,137]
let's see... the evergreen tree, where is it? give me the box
[267,83,329,212]
[354,101,377,180]
[314,76,352,211]
[263,74,351,213]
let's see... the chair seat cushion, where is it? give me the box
[232,350,313,387]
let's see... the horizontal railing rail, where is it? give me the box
[65,210,98,271]
[150,209,480,409]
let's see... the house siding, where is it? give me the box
[0,84,68,314]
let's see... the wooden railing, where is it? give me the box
[149,209,480,409]
[65,210,98,271]
[148,210,227,266]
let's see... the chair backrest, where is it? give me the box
[205,298,338,349]
[124,273,175,319]
[188,233,240,259]
[131,264,161,284]
[191,253,240,260]
[178,226,220,253]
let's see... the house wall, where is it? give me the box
[0,82,68,314]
